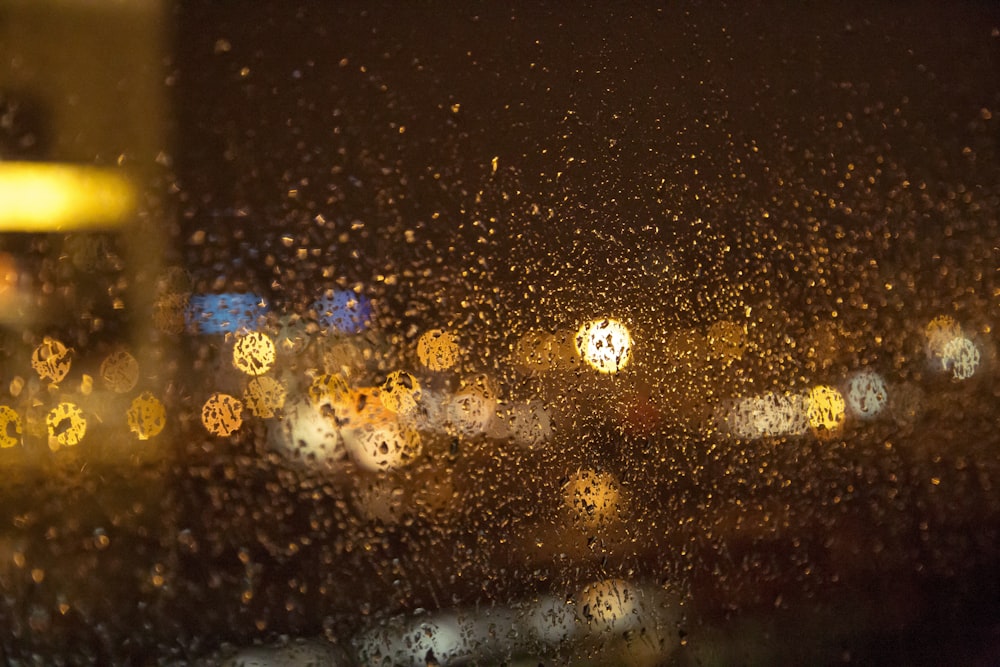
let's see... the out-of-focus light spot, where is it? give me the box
[941,336,980,380]
[722,392,809,439]
[563,469,622,527]
[925,315,962,360]
[379,371,422,416]
[0,162,136,231]
[100,350,139,393]
[127,392,166,440]
[846,369,888,419]
[31,338,72,384]
[577,579,641,635]
[417,329,460,371]
[311,289,371,334]
[343,420,422,472]
[46,402,86,450]
[185,292,268,335]
[807,385,846,434]
[201,392,244,437]
[575,318,632,374]
[0,406,22,448]
[232,332,276,375]
[243,376,286,419]
[447,388,495,437]
[524,596,583,645]
[308,373,351,407]
[707,319,746,362]
[268,397,345,465]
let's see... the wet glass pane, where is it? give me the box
[1,1,999,665]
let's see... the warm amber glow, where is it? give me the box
[807,385,846,434]
[563,469,623,527]
[47,402,87,450]
[100,350,139,393]
[127,392,166,440]
[0,406,22,448]
[201,393,244,437]
[243,376,287,419]
[232,332,276,375]
[0,162,136,231]
[31,338,72,384]
[575,318,632,374]
[417,329,460,371]
[379,371,422,415]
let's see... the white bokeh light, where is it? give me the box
[575,318,633,374]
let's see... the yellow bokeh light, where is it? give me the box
[807,385,846,434]
[201,392,244,437]
[232,332,276,375]
[308,373,351,407]
[575,318,632,373]
[46,402,87,450]
[379,371,422,415]
[344,421,422,472]
[0,162,136,231]
[417,329,460,371]
[127,392,166,440]
[0,406,22,448]
[31,338,72,384]
[925,315,962,358]
[577,579,641,635]
[243,376,287,419]
[100,350,139,393]
[563,469,623,528]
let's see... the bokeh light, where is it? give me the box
[243,376,287,419]
[46,402,86,450]
[232,332,276,375]
[100,350,139,393]
[575,318,632,374]
[127,392,166,440]
[417,329,461,371]
[577,578,641,635]
[31,338,72,384]
[185,292,268,335]
[311,289,372,334]
[343,421,422,472]
[0,406,22,448]
[807,385,847,434]
[268,397,345,466]
[846,369,888,419]
[201,392,244,437]
[941,336,981,380]
[379,370,422,416]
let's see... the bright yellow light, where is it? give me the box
[47,402,87,450]
[232,332,276,375]
[379,370,422,415]
[201,392,244,437]
[127,392,166,440]
[575,318,632,373]
[417,329,461,371]
[0,162,136,231]
[243,376,287,419]
[0,406,22,448]
[807,384,846,434]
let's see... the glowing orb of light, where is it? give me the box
[268,396,345,465]
[127,392,166,440]
[563,469,623,528]
[232,331,276,375]
[308,373,351,408]
[311,289,371,334]
[243,376,287,419]
[925,315,962,359]
[724,392,809,439]
[846,369,888,419]
[577,579,642,635]
[379,370,422,416]
[32,338,72,384]
[417,329,461,371]
[100,349,139,393]
[201,392,244,437]
[343,420,422,472]
[0,406,22,448]
[185,292,268,335]
[941,336,980,380]
[46,402,87,450]
[575,318,632,374]
[807,384,846,434]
